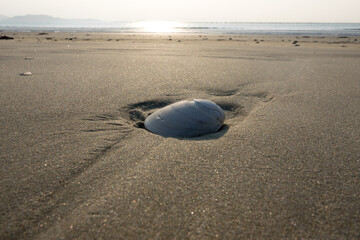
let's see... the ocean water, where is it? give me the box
[2,22,360,36]
[171,22,360,36]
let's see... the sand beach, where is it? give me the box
[1,32,360,239]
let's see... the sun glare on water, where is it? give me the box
[134,21,181,33]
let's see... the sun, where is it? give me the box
[134,21,180,33]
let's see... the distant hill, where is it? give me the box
[0,15,8,21]
[0,14,109,27]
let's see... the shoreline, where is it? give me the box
[1,32,360,49]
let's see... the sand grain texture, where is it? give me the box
[0,33,359,239]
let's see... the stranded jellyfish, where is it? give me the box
[144,99,225,138]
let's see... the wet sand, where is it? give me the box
[1,32,360,239]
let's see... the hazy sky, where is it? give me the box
[1,0,359,22]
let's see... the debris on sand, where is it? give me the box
[0,35,14,40]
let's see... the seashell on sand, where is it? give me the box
[20,72,32,76]
[144,99,225,138]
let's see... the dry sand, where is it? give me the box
[1,32,360,239]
